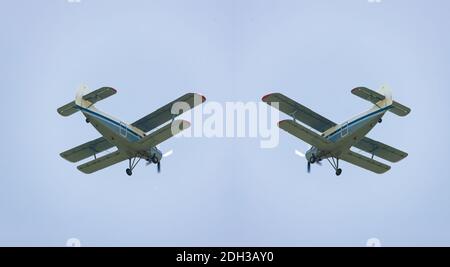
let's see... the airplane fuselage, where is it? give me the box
[78,105,162,161]
[306,105,392,161]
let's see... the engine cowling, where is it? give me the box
[148,147,162,163]
[305,147,319,163]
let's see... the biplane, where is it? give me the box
[262,86,410,176]
[58,86,206,175]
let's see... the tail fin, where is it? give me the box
[351,85,411,116]
[376,85,393,108]
[75,85,90,108]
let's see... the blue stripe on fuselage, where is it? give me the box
[325,105,392,142]
[76,105,142,142]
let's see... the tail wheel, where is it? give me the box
[335,168,342,176]
[126,168,132,176]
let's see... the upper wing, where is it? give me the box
[353,137,408,163]
[132,93,205,133]
[278,120,333,150]
[136,120,191,148]
[82,87,117,104]
[77,150,128,174]
[60,137,115,163]
[262,93,336,132]
[340,150,391,174]
[351,87,385,105]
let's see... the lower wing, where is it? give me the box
[60,137,114,163]
[77,150,128,174]
[340,150,391,174]
[353,137,408,163]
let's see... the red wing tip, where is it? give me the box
[262,93,273,102]
[277,120,290,127]
[193,93,206,102]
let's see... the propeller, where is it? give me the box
[295,150,305,157]
[295,149,321,173]
[163,150,173,158]
[146,149,174,172]
[158,149,174,173]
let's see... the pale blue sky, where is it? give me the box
[1,0,450,246]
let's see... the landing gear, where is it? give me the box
[86,118,90,123]
[378,118,382,123]
[327,156,343,176]
[126,157,141,176]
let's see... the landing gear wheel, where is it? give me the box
[151,156,159,164]
[126,157,141,176]
[378,118,382,123]
[336,168,342,176]
[86,118,90,123]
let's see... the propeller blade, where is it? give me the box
[295,150,305,157]
[307,162,311,173]
[163,150,173,158]
[157,162,161,173]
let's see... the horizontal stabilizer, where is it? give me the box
[82,87,117,105]
[389,101,411,117]
[57,101,79,117]
[58,87,116,116]
[351,87,385,105]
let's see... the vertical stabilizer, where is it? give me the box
[376,85,393,108]
[75,85,91,108]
